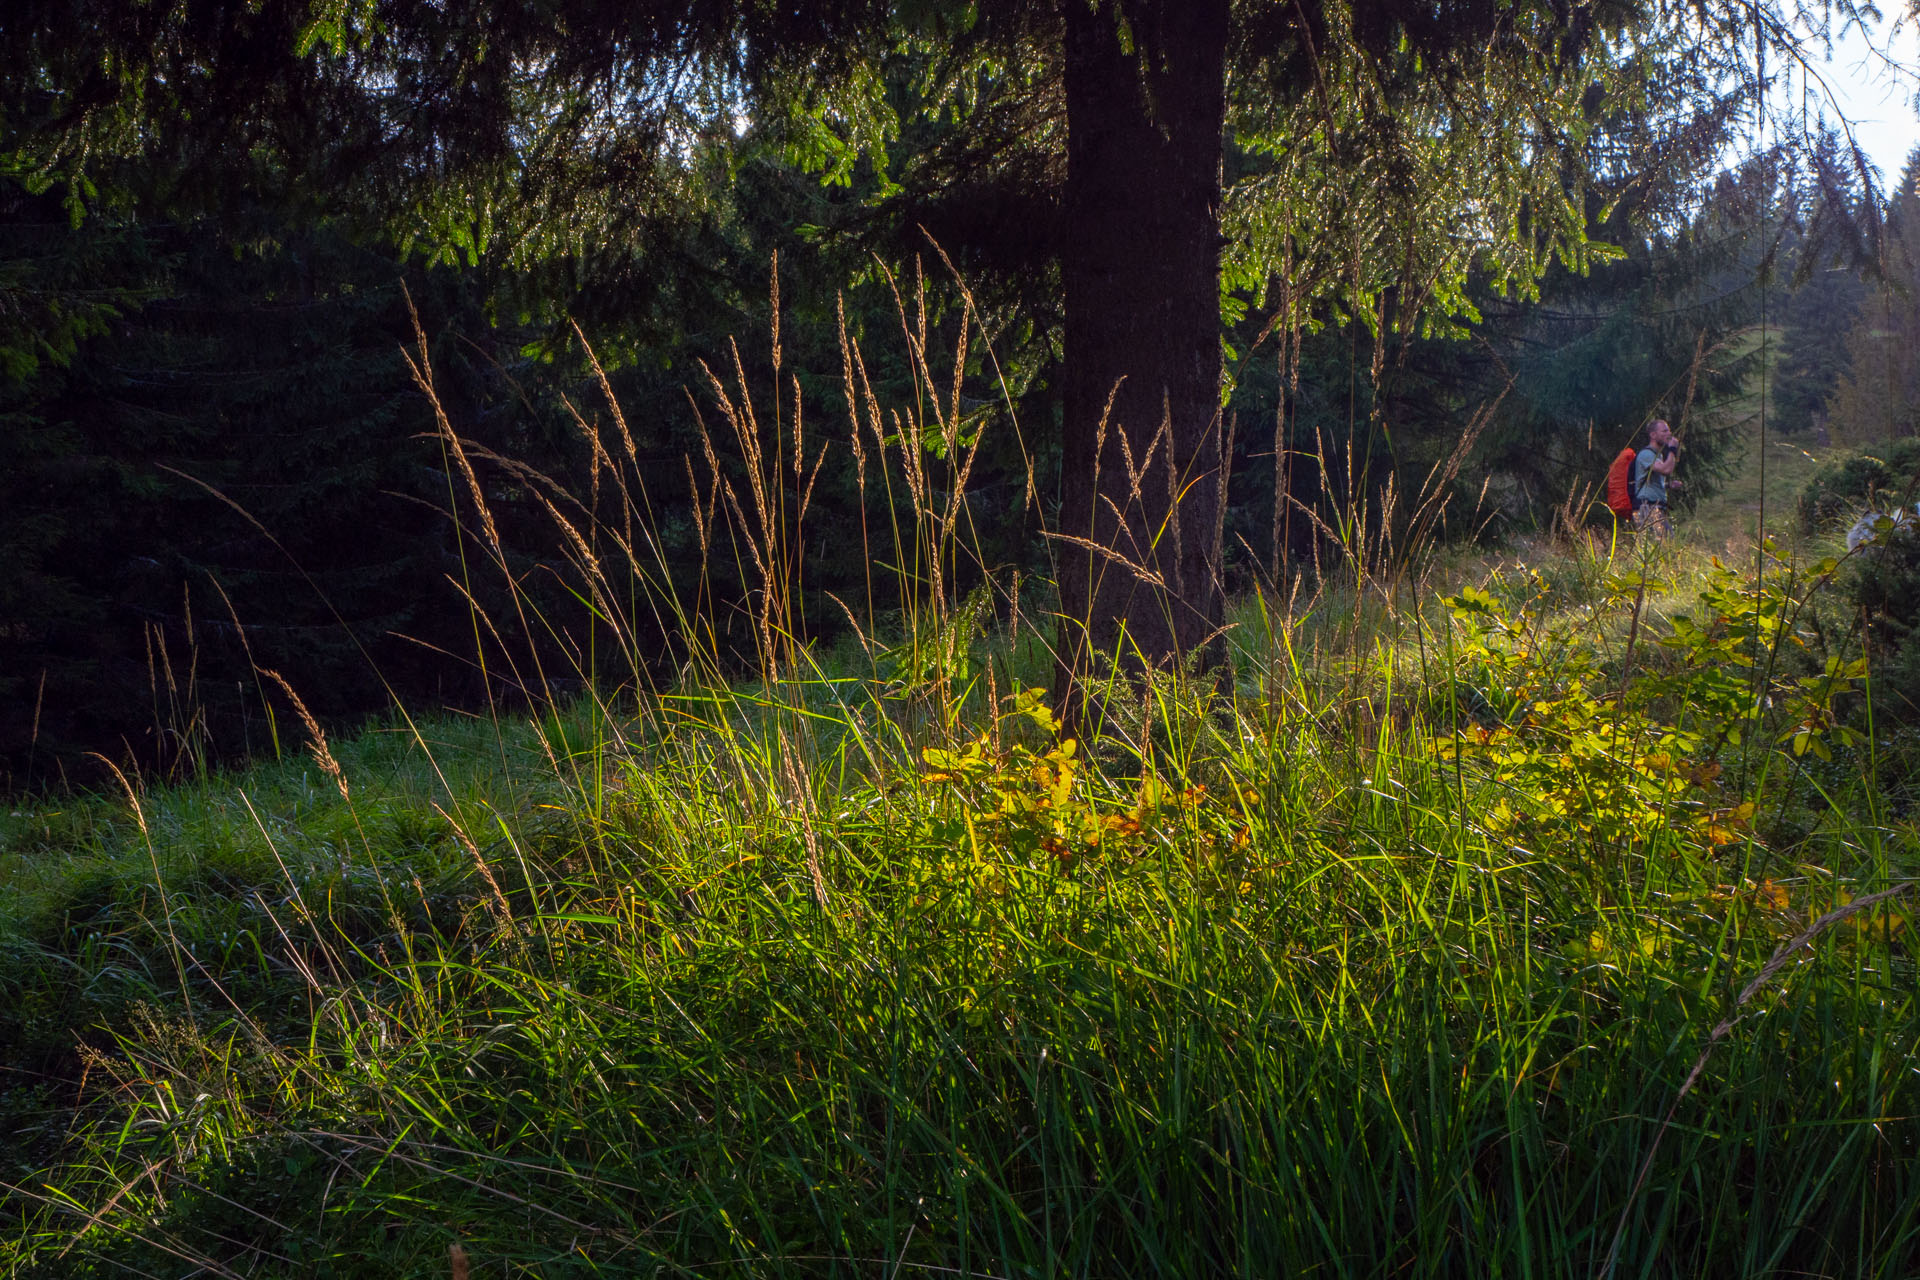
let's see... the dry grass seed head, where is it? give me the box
[435,802,514,930]
[402,295,501,556]
[948,295,970,451]
[681,453,712,557]
[88,752,149,838]
[260,669,348,801]
[777,729,829,910]
[770,248,782,375]
[559,392,613,513]
[838,295,870,489]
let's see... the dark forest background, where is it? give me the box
[1,70,1904,786]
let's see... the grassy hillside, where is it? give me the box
[3,519,1916,1276]
[5,307,1918,1275]
[1668,325,1833,553]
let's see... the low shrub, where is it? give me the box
[1797,437,1920,533]
[1798,441,1920,719]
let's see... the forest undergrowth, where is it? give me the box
[2,286,1917,1277]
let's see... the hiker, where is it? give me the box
[1632,419,1682,535]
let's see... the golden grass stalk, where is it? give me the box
[436,802,515,933]
[259,669,348,801]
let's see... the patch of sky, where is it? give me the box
[1769,12,1918,183]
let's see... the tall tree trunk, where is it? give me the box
[1056,0,1228,713]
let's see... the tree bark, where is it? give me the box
[1056,0,1228,713]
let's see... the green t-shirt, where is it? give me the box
[1634,446,1668,505]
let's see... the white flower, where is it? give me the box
[1849,507,1919,551]
[1846,511,1884,551]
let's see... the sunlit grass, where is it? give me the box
[3,289,1917,1278]
[3,539,1913,1277]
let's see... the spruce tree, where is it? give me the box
[9,0,1787,688]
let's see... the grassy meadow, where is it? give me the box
[3,329,1918,1278]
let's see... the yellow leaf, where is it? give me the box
[1564,931,1608,961]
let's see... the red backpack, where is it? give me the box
[1605,445,1638,517]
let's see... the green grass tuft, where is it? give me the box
[3,541,1916,1277]
[5,306,1917,1278]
